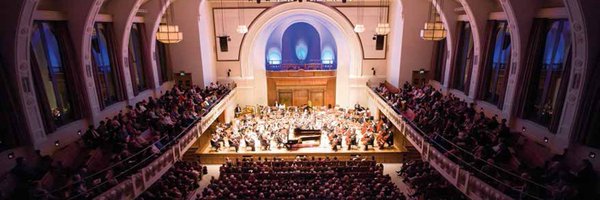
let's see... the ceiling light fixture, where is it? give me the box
[237,0,249,34]
[156,0,183,43]
[374,0,390,35]
[354,0,364,33]
[420,0,447,41]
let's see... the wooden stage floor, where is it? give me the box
[195,144,408,164]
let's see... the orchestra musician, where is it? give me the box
[244,133,256,151]
[211,104,394,153]
[329,132,341,151]
[260,132,271,151]
[210,134,221,152]
[275,130,286,149]
[346,128,357,150]
[362,131,375,151]
[229,134,240,152]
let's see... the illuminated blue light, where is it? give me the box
[267,47,281,65]
[321,46,335,64]
[295,39,308,61]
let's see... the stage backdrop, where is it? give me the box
[266,70,336,107]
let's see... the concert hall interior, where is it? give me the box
[1,0,600,199]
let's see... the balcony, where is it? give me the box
[76,86,238,200]
[366,82,550,200]
[266,59,336,71]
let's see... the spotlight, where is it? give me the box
[77,130,82,136]
[8,152,14,159]
[522,126,526,132]
[54,140,60,147]
[543,137,549,143]
[590,152,596,159]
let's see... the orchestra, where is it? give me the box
[210,105,394,152]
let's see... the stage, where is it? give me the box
[195,144,409,164]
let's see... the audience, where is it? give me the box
[137,161,204,200]
[200,157,405,200]
[9,82,233,200]
[397,160,466,200]
[372,82,597,199]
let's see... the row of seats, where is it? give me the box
[397,160,466,199]
[137,161,205,200]
[200,157,405,200]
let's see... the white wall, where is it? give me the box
[169,0,205,86]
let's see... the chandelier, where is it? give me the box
[354,0,364,33]
[375,23,391,35]
[354,24,365,33]
[420,0,446,41]
[157,25,183,43]
[236,0,248,34]
[156,0,183,43]
[236,25,248,34]
[374,0,390,35]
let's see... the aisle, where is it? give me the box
[383,163,415,198]
[189,165,221,200]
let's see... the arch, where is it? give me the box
[141,0,175,93]
[105,0,147,100]
[496,0,540,119]
[279,22,322,65]
[62,0,105,123]
[2,0,42,143]
[431,0,460,90]
[558,0,595,149]
[238,2,363,107]
[454,0,494,99]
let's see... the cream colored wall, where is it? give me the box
[211,4,389,82]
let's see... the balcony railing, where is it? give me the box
[53,86,238,200]
[266,60,336,71]
[366,82,550,200]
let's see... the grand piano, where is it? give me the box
[285,128,322,150]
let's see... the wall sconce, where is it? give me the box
[7,152,14,159]
[371,67,376,76]
[543,137,549,143]
[77,130,82,136]
[589,152,596,159]
[54,140,60,147]
[522,126,526,132]
[227,69,232,77]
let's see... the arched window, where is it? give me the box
[521,19,571,131]
[452,22,474,93]
[30,21,83,132]
[128,23,150,94]
[432,39,447,83]
[156,39,172,84]
[91,23,125,109]
[479,21,511,108]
